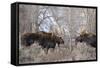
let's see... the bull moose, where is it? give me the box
[21,31,64,54]
[75,32,97,48]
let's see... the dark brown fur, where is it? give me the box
[75,33,96,48]
[21,31,64,53]
[21,33,39,46]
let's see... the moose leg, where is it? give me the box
[44,48,49,54]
